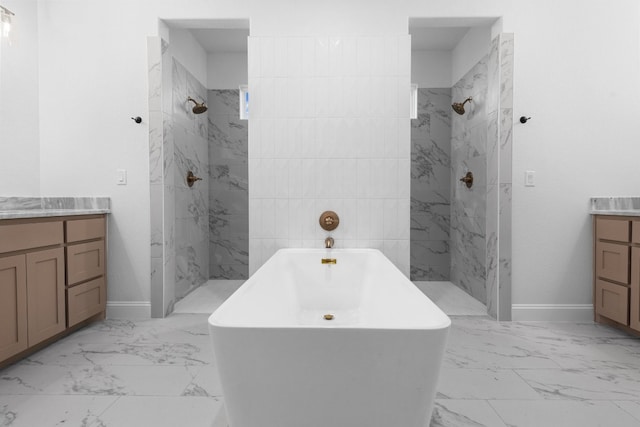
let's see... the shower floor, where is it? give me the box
[174,279,486,316]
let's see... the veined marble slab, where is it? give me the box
[590,197,640,216]
[0,197,110,219]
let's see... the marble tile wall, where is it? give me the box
[172,59,209,301]
[147,36,167,318]
[208,90,249,279]
[498,34,514,320]
[450,55,489,304]
[410,88,451,280]
[248,36,411,276]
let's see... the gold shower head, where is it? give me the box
[187,97,208,114]
[452,97,472,115]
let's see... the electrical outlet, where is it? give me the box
[525,170,536,187]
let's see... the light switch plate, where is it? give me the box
[116,169,127,185]
[525,170,536,187]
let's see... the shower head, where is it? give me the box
[452,97,472,115]
[187,97,208,114]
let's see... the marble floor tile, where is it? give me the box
[2,281,640,427]
[0,395,117,427]
[436,368,540,400]
[174,280,244,313]
[489,400,640,427]
[22,338,212,367]
[515,368,640,400]
[615,401,640,423]
[430,399,507,427]
[414,281,487,316]
[181,365,224,397]
[90,396,224,427]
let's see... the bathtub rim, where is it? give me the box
[208,248,452,331]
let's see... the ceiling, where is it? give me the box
[410,27,470,51]
[190,28,249,53]
[185,18,495,54]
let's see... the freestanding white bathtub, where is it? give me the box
[208,248,450,427]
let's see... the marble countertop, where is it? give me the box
[0,197,111,220]
[590,197,640,217]
[0,208,110,220]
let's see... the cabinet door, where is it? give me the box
[0,255,28,361]
[631,247,640,331]
[595,241,630,284]
[26,248,66,345]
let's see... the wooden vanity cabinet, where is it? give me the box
[593,216,640,334]
[0,215,107,366]
[0,220,66,361]
[65,217,106,327]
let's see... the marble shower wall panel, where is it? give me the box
[410,88,451,280]
[208,90,249,279]
[161,39,176,316]
[172,59,209,301]
[486,36,500,319]
[248,36,411,276]
[498,34,514,320]
[148,36,166,318]
[451,55,489,304]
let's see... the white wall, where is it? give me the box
[7,0,638,319]
[0,0,40,195]
[507,0,640,313]
[248,35,411,275]
[168,28,208,88]
[451,26,492,85]
[411,50,451,88]
[208,52,247,89]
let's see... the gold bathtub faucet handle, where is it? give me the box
[321,258,337,264]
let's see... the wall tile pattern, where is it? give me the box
[208,90,249,279]
[410,88,451,280]
[248,36,411,275]
[498,34,514,320]
[172,59,209,301]
[450,56,489,303]
[147,37,167,318]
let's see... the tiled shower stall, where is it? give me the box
[148,31,513,320]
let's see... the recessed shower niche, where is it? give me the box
[409,18,514,320]
[148,19,250,317]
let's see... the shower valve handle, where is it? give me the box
[187,171,202,187]
[459,172,474,188]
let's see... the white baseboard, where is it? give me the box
[512,304,593,321]
[106,301,151,319]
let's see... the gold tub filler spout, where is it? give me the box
[321,258,337,264]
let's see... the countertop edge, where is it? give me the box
[0,209,111,220]
[589,210,640,217]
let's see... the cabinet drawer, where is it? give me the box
[596,218,630,242]
[66,217,105,243]
[66,241,105,285]
[67,277,105,327]
[595,241,630,284]
[595,279,629,325]
[0,221,63,254]
[633,221,640,244]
